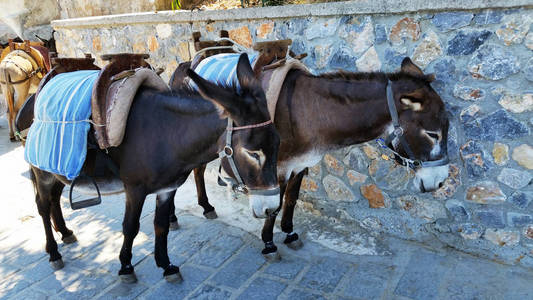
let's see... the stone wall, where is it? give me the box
[52,1,533,266]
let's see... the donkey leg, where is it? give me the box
[194,164,217,219]
[49,180,77,244]
[280,169,307,250]
[32,168,64,269]
[260,182,286,261]
[166,190,179,231]
[118,186,146,283]
[155,191,182,283]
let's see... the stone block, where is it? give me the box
[432,12,473,32]
[189,234,243,268]
[229,26,253,48]
[389,17,420,45]
[509,192,533,209]
[453,84,485,101]
[305,18,339,40]
[492,143,509,166]
[512,144,533,169]
[368,159,413,190]
[329,48,356,71]
[498,93,533,113]
[343,147,369,171]
[526,32,533,50]
[211,246,265,289]
[465,181,506,204]
[313,44,333,70]
[412,30,442,69]
[97,282,148,300]
[469,44,520,80]
[356,46,381,72]
[394,250,450,299]
[457,223,484,240]
[375,24,388,44]
[473,10,504,25]
[463,110,529,142]
[525,58,533,82]
[445,199,469,221]
[0,279,31,299]
[508,212,533,227]
[347,170,368,185]
[475,210,506,228]
[484,229,519,246]
[286,289,326,300]
[323,175,355,201]
[497,168,532,189]
[301,177,319,192]
[361,184,386,208]
[340,16,374,55]
[257,22,274,39]
[324,154,344,176]
[342,261,393,299]
[496,15,530,45]
[396,195,447,221]
[263,258,306,279]
[459,140,493,178]
[298,257,351,293]
[460,105,481,122]
[189,284,232,300]
[432,164,461,199]
[447,30,491,55]
[236,277,287,300]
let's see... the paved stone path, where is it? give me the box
[2,116,533,300]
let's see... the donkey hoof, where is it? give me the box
[9,137,16,142]
[62,234,78,244]
[203,210,218,220]
[284,233,303,250]
[164,264,183,283]
[263,251,281,262]
[50,259,64,270]
[169,221,180,231]
[119,273,138,284]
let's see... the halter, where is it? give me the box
[376,80,449,170]
[217,118,280,196]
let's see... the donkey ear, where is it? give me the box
[35,34,46,43]
[236,53,257,88]
[187,69,236,118]
[401,57,424,76]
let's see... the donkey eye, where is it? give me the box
[250,152,260,160]
[427,132,439,140]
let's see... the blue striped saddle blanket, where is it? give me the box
[190,52,258,91]
[25,70,99,180]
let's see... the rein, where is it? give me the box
[376,80,449,170]
[217,118,280,196]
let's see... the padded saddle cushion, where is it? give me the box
[103,68,170,148]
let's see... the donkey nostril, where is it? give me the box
[439,182,444,189]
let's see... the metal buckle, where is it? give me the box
[233,184,249,194]
[376,138,387,149]
[223,146,233,157]
[393,126,404,137]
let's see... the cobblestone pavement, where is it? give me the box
[2,116,533,300]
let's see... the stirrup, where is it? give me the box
[69,174,102,210]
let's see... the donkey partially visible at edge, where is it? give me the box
[183,57,450,258]
[29,54,281,282]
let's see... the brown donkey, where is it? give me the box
[186,57,450,258]
[0,36,54,141]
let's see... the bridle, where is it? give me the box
[376,80,449,170]
[0,50,43,85]
[217,117,280,196]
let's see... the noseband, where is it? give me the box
[376,80,449,170]
[218,118,280,196]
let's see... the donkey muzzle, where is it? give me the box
[248,187,280,219]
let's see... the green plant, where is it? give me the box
[171,0,181,10]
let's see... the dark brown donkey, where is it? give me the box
[179,57,450,258]
[29,54,281,282]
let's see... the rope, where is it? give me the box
[33,118,105,127]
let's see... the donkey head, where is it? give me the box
[388,58,449,192]
[187,53,281,218]
[35,31,56,53]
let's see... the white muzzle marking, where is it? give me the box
[414,164,449,192]
[249,194,280,219]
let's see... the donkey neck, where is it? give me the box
[282,71,393,151]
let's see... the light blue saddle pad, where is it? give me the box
[25,70,99,180]
[190,52,258,91]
